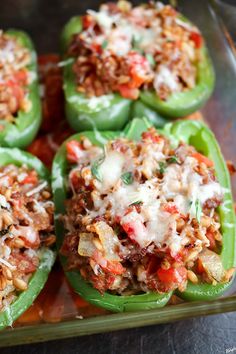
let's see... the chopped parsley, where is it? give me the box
[101,40,108,49]
[195,199,202,223]
[189,199,202,223]
[129,201,142,206]
[91,155,105,182]
[131,34,144,54]
[146,53,155,67]
[158,161,167,175]
[167,155,179,164]
[121,172,133,185]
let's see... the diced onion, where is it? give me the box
[198,249,225,282]
[93,221,121,261]
[78,233,96,257]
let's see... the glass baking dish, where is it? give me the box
[0,0,236,347]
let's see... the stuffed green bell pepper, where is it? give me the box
[52,117,235,312]
[61,1,215,132]
[0,148,56,330]
[0,29,41,148]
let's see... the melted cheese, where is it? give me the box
[154,66,179,91]
[69,131,224,255]
[162,156,224,217]
[0,195,10,209]
[198,182,223,204]
[99,151,125,192]
[87,9,115,32]
[107,28,132,56]
[121,211,149,248]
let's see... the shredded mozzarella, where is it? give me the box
[26,181,48,197]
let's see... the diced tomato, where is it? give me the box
[190,32,203,48]
[129,72,145,89]
[114,215,121,223]
[66,140,83,163]
[196,258,205,274]
[128,52,149,68]
[13,69,28,86]
[7,79,24,106]
[128,52,150,88]
[22,234,40,249]
[15,225,40,249]
[20,170,38,185]
[157,266,187,286]
[69,170,82,190]
[91,43,102,54]
[92,250,125,275]
[191,152,214,167]
[163,203,179,214]
[118,84,140,100]
[172,252,183,262]
[121,216,147,246]
[105,260,125,275]
[14,253,37,274]
[82,14,95,29]
[142,131,163,144]
[206,230,216,250]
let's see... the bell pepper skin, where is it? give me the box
[52,118,235,312]
[131,100,170,128]
[52,120,172,312]
[0,148,56,330]
[140,46,215,118]
[61,16,131,132]
[0,30,41,148]
[61,14,215,129]
[165,120,235,301]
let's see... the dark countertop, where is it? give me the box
[1,0,236,353]
[1,312,236,354]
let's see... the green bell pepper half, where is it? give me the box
[0,30,41,148]
[61,16,131,132]
[131,100,170,128]
[61,14,215,131]
[140,46,215,118]
[0,148,56,330]
[52,118,235,312]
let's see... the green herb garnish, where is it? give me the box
[146,53,155,67]
[101,40,108,49]
[158,162,167,175]
[121,172,133,185]
[195,199,202,223]
[189,199,202,223]
[91,155,105,182]
[129,201,142,206]
[167,155,179,164]
[131,34,144,54]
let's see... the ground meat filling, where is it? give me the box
[0,165,55,311]
[0,30,32,122]
[68,1,203,100]
[61,129,234,295]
